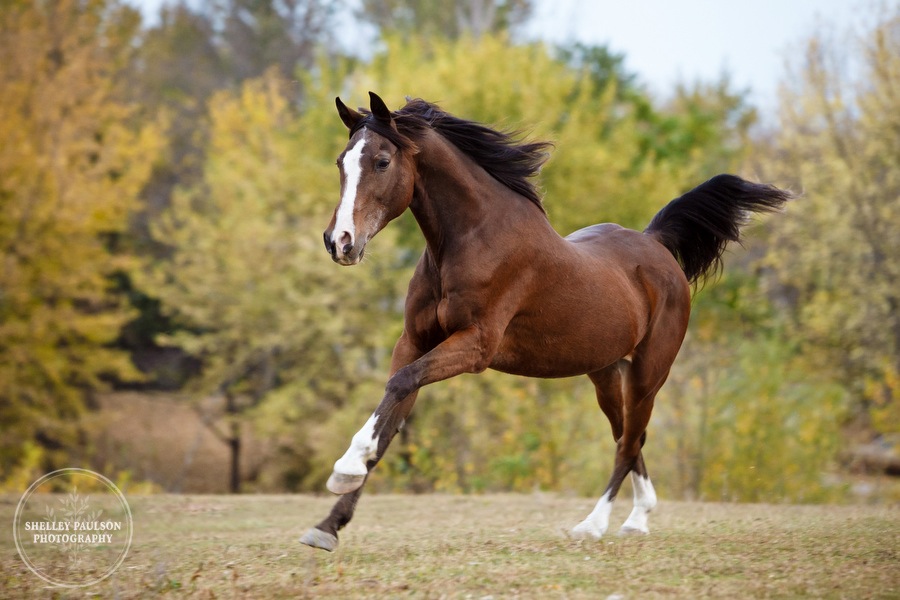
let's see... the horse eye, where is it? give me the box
[375,158,391,171]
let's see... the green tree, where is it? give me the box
[123,0,343,388]
[146,70,407,491]
[0,0,162,484]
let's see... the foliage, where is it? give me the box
[0,0,882,502]
[0,0,162,480]
[144,69,408,491]
[758,5,900,440]
[358,0,534,39]
[652,331,847,503]
[120,0,339,374]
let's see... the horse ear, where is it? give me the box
[368,91,393,124]
[335,97,363,131]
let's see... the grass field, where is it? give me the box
[1,493,897,598]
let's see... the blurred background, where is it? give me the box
[1,0,897,503]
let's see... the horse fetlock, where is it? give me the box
[631,473,657,510]
[328,413,380,494]
[333,450,370,477]
[329,451,370,493]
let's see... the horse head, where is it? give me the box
[324,92,417,266]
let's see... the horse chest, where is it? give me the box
[436,297,452,332]
[434,292,481,336]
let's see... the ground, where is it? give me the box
[1,493,897,598]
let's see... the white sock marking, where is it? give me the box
[333,413,379,477]
[621,473,657,534]
[332,133,367,249]
[571,490,613,539]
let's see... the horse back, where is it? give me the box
[567,224,687,290]
[491,223,690,377]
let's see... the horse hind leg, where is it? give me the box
[620,449,657,535]
[571,358,662,539]
[571,362,632,539]
[571,441,653,539]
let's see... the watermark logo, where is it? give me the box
[13,468,133,588]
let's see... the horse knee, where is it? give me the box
[386,367,418,401]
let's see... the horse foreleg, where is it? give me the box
[327,326,494,494]
[325,331,425,494]
[300,333,421,552]
[299,486,363,551]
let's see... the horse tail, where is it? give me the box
[644,174,792,287]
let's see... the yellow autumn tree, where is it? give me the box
[759,6,900,440]
[0,0,162,485]
[146,68,409,491]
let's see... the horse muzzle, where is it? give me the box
[323,230,365,266]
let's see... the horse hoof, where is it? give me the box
[570,521,605,540]
[618,526,649,536]
[326,471,365,495]
[299,528,338,552]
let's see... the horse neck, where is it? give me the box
[409,130,541,264]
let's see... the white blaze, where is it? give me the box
[333,133,367,248]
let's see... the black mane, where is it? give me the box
[351,99,552,212]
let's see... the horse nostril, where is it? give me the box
[324,232,336,256]
[335,231,354,257]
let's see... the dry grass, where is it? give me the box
[1,493,897,598]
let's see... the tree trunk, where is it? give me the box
[226,392,241,494]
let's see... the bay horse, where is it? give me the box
[300,92,790,552]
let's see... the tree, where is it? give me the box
[0,0,162,484]
[146,69,406,491]
[221,0,335,82]
[650,283,848,502]
[123,0,341,388]
[758,6,900,441]
[129,2,226,216]
[358,0,533,39]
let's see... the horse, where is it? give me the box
[300,92,791,552]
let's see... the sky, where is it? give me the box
[133,0,869,114]
[521,0,863,112]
